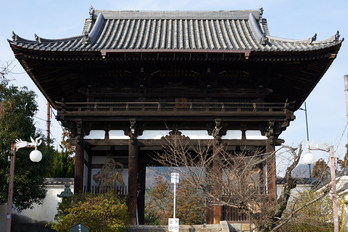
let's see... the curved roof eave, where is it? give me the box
[268,31,342,45]
[7,8,344,54]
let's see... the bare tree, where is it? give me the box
[151,130,332,231]
[0,61,13,79]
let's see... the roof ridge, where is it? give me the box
[83,13,105,45]
[89,6,263,20]
[34,34,84,44]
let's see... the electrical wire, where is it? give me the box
[334,123,348,154]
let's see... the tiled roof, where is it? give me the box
[45,178,74,186]
[276,177,322,186]
[8,7,343,53]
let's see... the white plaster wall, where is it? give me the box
[93,155,109,164]
[276,183,311,200]
[84,129,266,140]
[11,184,74,224]
[0,184,70,232]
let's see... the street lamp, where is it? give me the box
[303,151,315,177]
[304,143,338,232]
[6,137,42,232]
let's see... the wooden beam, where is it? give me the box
[82,139,273,147]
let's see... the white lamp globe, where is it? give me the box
[30,149,42,162]
[303,152,315,165]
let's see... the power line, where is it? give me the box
[34,116,46,121]
[334,122,347,155]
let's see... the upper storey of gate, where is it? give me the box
[7,7,343,116]
[9,7,342,52]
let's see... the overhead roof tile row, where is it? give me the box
[8,7,343,53]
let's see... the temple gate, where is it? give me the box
[9,7,342,225]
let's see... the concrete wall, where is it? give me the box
[127,221,230,232]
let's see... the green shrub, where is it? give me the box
[144,206,160,225]
[50,192,129,232]
[280,190,335,232]
[280,222,333,232]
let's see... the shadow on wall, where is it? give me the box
[11,223,55,232]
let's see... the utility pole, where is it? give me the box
[329,145,339,232]
[46,101,51,146]
[344,75,348,122]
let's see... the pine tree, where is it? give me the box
[175,178,205,225]
[311,158,330,180]
[48,149,74,178]
[338,144,348,174]
[146,175,205,225]
[146,175,172,224]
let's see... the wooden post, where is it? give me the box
[212,142,222,224]
[206,203,212,224]
[138,165,146,225]
[266,137,276,202]
[87,153,92,193]
[258,157,265,195]
[6,144,15,232]
[74,139,84,194]
[205,158,213,225]
[128,139,138,225]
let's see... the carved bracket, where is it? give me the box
[76,120,85,145]
[207,119,226,145]
[161,129,190,141]
[263,121,281,145]
[124,119,143,145]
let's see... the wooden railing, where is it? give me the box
[83,185,127,197]
[56,101,294,113]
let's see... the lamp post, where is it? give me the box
[304,143,338,232]
[6,137,42,232]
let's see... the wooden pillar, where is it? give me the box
[206,204,212,224]
[138,165,146,225]
[74,139,84,194]
[212,142,222,224]
[257,155,265,195]
[205,159,213,224]
[128,138,138,225]
[266,137,276,202]
[206,119,224,224]
[87,153,92,193]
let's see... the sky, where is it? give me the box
[1,0,348,169]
